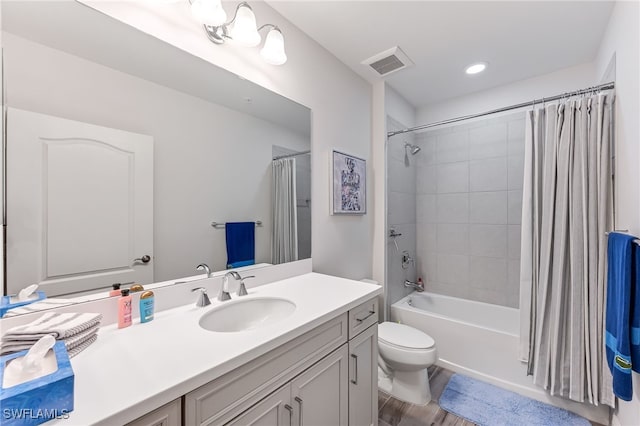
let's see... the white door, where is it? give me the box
[6,108,153,296]
[290,344,349,426]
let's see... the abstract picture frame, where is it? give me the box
[332,150,366,215]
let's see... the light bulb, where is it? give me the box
[191,0,227,26]
[465,62,487,75]
[260,28,287,65]
[230,4,261,47]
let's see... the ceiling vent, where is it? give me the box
[362,46,414,78]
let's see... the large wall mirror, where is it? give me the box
[1,1,312,304]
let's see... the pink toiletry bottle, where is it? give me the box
[109,283,122,297]
[418,277,424,290]
[118,289,132,329]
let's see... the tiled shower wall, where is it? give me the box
[386,117,417,306]
[413,112,525,308]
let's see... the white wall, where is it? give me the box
[81,1,373,281]
[417,62,597,124]
[386,85,417,128]
[596,2,640,425]
[4,32,309,281]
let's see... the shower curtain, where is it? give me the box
[272,158,299,264]
[519,93,614,406]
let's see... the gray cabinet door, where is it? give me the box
[226,385,292,426]
[290,345,349,426]
[349,324,378,426]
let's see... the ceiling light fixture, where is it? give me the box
[465,62,487,75]
[189,0,287,65]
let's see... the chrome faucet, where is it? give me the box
[404,279,424,292]
[191,287,211,307]
[223,271,255,298]
[196,263,212,278]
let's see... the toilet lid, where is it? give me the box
[378,322,435,349]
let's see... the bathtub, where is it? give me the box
[391,292,609,424]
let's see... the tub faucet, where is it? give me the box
[196,263,212,278]
[404,279,424,292]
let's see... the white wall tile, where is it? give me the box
[469,122,507,160]
[437,162,469,193]
[507,155,525,190]
[437,224,469,255]
[508,189,523,224]
[468,288,508,306]
[418,251,437,284]
[389,159,417,194]
[415,134,437,166]
[508,225,521,260]
[469,224,507,257]
[470,157,507,192]
[508,259,521,295]
[437,193,469,223]
[469,256,507,290]
[470,191,507,224]
[424,281,468,299]
[436,253,469,284]
[417,194,436,224]
[437,131,469,163]
[416,166,436,194]
[508,118,526,141]
[388,191,416,225]
[508,137,525,158]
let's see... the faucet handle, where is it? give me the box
[191,287,211,307]
[237,275,255,296]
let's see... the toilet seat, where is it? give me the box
[378,322,435,350]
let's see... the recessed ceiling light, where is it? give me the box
[465,62,487,75]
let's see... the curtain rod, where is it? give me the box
[387,81,615,138]
[272,150,311,160]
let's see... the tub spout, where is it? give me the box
[404,279,424,292]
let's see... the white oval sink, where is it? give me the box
[199,297,296,332]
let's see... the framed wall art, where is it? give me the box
[332,150,366,215]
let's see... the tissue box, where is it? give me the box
[0,341,74,425]
[0,292,47,317]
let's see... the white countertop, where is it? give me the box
[49,273,381,425]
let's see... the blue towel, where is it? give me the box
[225,222,255,269]
[605,232,636,401]
[633,244,640,372]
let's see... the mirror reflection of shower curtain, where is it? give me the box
[519,93,614,406]
[272,158,299,264]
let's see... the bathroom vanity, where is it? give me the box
[41,273,380,426]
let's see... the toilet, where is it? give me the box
[378,322,437,405]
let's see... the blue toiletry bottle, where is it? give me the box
[139,290,155,323]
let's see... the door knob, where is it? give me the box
[134,255,151,264]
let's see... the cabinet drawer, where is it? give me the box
[185,314,348,426]
[348,298,378,339]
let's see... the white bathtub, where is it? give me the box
[391,292,609,424]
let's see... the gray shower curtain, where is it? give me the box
[272,158,299,264]
[519,93,614,406]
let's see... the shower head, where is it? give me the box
[404,142,421,155]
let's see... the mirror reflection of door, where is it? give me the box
[6,108,153,297]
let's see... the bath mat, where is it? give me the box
[439,374,590,426]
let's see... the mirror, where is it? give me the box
[1,1,312,307]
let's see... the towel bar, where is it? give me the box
[605,230,640,245]
[211,221,262,229]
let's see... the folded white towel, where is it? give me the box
[0,324,100,355]
[67,334,98,358]
[3,298,76,317]
[2,312,102,341]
